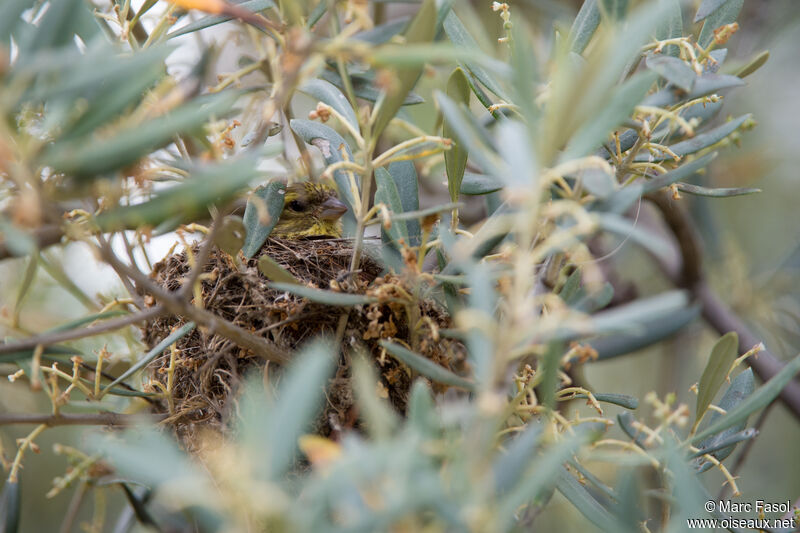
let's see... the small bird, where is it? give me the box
[272,182,348,239]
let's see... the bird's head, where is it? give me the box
[272,182,348,239]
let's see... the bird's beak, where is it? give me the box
[319,197,348,220]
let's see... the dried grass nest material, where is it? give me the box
[142,237,467,439]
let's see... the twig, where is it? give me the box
[96,240,290,364]
[179,214,220,300]
[0,306,164,356]
[0,412,167,426]
[645,193,800,419]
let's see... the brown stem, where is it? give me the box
[0,306,164,355]
[645,193,800,419]
[0,412,166,426]
[96,240,290,364]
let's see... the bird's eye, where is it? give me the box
[287,200,305,211]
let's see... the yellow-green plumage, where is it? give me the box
[272,182,348,239]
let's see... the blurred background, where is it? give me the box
[1,0,799,530]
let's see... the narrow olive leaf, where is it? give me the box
[103,322,196,393]
[695,332,739,425]
[242,182,286,259]
[407,380,438,435]
[374,167,409,243]
[45,310,128,333]
[557,469,624,533]
[353,17,409,44]
[561,71,656,161]
[444,68,470,203]
[570,392,639,410]
[694,369,755,465]
[435,91,503,177]
[599,0,628,21]
[734,50,769,78]
[645,55,696,92]
[389,202,461,222]
[634,114,750,161]
[442,11,509,100]
[642,73,745,108]
[43,92,240,179]
[379,340,476,391]
[96,156,262,232]
[290,119,356,228]
[16,0,98,59]
[569,0,601,54]
[306,0,327,29]
[496,433,588,532]
[492,424,544,493]
[641,152,718,194]
[618,412,647,449]
[0,480,21,533]
[258,255,300,284]
[298,78,359,132]
[269,282,377,306]
[387,161,420,246]
[168,0,277,39]
[319,69,424,105]
[0,0,29,45]
[655,0,682,57]
[698,0,743,48]
[371,0,436,140]
[460,172,503,195]
[352,355,400,439]
[692,428,757,460]
[692,353,800,445]
[596,213,674,265]
[694,0,729,22]
[675,182,761,197]
[591,304,701,360]
[119,484,161,531]
[214,215,246,257]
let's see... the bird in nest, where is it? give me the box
[272,182,348,239]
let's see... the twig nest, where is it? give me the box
[142,238,466,443]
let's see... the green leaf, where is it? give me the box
[734,50,769,78]
[643,73,744,108]
[290,119,356,230]
[646,55,696,92]
[387,161,420,246]
[571,392,639,410]
[460,172,503,195]
[407,380,438,435]
[167,0,277,38]
[258,255,300,284]
[591,304,701,360]
[698,0,743,48]
[557,468,623,533]
[655,0,683,57]
[16,0,98,60]
[695,369,755,465]
[435,91,503,177]
[692,353,800,444]
[562,71,656,161]
[371,0,436,140]
[634,115,750,162]
[352,355,400,439]
[269,282,378,306]
[695,332,739,425]
[492,424,544,493]
[379,340,475,391]
[569,0,601,54]
[596,212,674,265]
[95,156,263,231]
[0,0,32,49]
[242,182,287,259]
[694,0,729,22]
[618,412,647,448]
[319,69,424,105]
[213,215,246,257]
[0,480,21,533]
[43,92,240,179]
[374,167,409,245]
[353,17,409,44]
[298,78,359,132]
[442,11,508,100]
[257,339,335,478]
[103,322,196,393]
[675,182,761,197]
[444,68,470,204]
[599,0,628,21]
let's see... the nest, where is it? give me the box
[142,238,466,443]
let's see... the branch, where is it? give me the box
[96,240,291,364]
[645,192,800,419]
[0,412,167,426]
[0,306,164,355]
